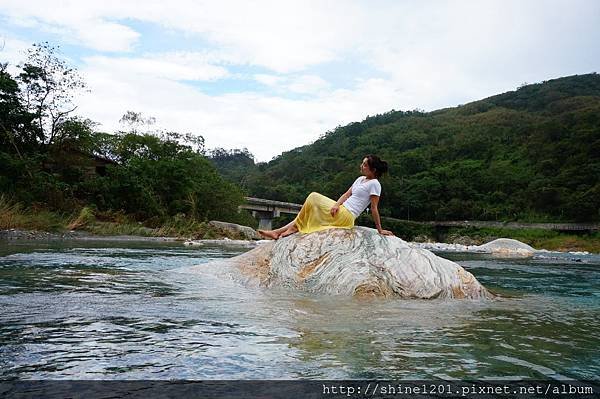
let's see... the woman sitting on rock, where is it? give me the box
[258,155,395,240]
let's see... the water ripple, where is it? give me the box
[0,241,598,379]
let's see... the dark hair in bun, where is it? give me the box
[365,154,389,178]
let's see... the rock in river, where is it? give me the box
[474,238,536,257]
[201,226,493,299]
[208,220,260,240]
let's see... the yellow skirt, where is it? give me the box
[293,192,355,234]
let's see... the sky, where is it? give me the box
[1,0,599,162]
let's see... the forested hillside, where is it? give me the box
[213,74,600,222]
[1,43,252,231]
[3,43,598,230]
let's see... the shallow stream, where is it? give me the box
[0,240,598,379]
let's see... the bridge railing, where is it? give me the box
[242,197,302,210]
[240,197,599,232]
[383,217,599,232]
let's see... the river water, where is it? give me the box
[0,240,598,380]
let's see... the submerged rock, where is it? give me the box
[184,238,261,248]
[411,242,472,252]
[213,227,493,299]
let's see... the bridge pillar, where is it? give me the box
[242,198,301,231]
[252,211,274,230]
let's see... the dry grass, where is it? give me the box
[0,195,22,229]
[67,207,96,230]
[0,195,69,231]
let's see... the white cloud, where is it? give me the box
[85,53,229,82]
[254,74,330,95]
[139,0,367,73]
[76,56,410,161]
[2,0,599,161]
[286,75,330,94]
[0,1,141,52]
[254,74,284,87]
[73,20,140,52]
[358,0,600,108]
[0,34,31,69]
[0,0,365,69]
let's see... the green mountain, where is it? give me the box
[227,73,600,222]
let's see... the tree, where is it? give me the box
[52,117,97,152]
[116,111,205,159]
[17,42,86,147]
[0,63,40,179]
[208,147,257,188]
[0,64,35,153]
[119,110,156,134]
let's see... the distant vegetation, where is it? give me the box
[211,74,600,223]
[2,42,599,242]
[1,42,254,235]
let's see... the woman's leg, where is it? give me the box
[278,222,299,238]
[275,219,296,234]
[257,192,319,239]
[258,219,297,240]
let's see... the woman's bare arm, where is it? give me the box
[336,187,352,206]
[370,195,394,236]
[330,187,352,216]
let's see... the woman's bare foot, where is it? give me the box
[279,225,298,238]
[258,229,279,240]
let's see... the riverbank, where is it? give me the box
[0,228,263,248]
[2,204,599,253]
[353,216,600,253]
[0,201,254,242]
[3,225,600,255]
[0,228,182,242]
[418,226,600,253]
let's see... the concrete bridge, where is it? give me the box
[384,217,600,233]
[240,196,599,232]
[239,197,302,230]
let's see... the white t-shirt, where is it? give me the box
[342,176,381,218]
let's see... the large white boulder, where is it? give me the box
[474,238,536,257]
[413,238,538,257]
[208,220,260,240]
[206,227,493,299]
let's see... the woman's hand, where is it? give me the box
[378,229,395,236]
[330,204,340,217]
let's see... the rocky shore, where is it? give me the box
[0,228,181,242]
[2,227,597,256]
